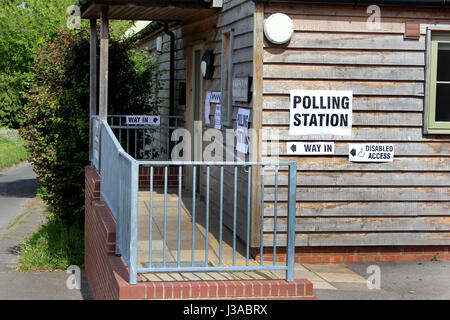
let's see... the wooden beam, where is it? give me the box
[99,6,109,122]
[250,2,264,248]
[89,19,98,162]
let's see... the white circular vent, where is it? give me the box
[264,13,294,45]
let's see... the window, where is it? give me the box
[426,30,450,134]
[221,30,234,127]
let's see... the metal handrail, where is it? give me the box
[98,120,297,285]
[107,115,184,161]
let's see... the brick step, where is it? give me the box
[111,256,316,300]
[124,278,316,300]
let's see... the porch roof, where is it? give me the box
[252,0,450,7]
[80,0,218,21]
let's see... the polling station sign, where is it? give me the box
[290,90,353,136]
[236,108,250,154]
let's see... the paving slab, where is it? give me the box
[0,271,93,300]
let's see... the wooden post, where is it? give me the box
[89,19,98,163]
[99,6,109,122]
[251,2,264,248]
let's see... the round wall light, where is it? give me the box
[201,50,215,80]
[264,13,294,45]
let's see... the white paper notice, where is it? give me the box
[236,108,250,154]
[205,91,211,125]
[214,104,221,129]
[210,92,221,104]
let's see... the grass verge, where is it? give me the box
[19,212,84,271]
[0,134,28,169]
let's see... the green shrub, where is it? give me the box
[20,26,160,225]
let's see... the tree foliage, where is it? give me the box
[0,0,75,127]
[21,26,160,224]
[0,0,134,128]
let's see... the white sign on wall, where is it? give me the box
[349,144,395,162]
[232,76,249,103]
[214,104,222,130]
[205,91,212,125]
[126,115,160,125]
[236,108,250,154]
[290,90,353,136]
[210,91,221,104]
[287,142,334,155]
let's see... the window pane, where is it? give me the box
[437,43,450,81]
[435,83,450,122]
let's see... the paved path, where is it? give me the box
[313,261,450,300]
[0,163,37,240]
[0,163,92,300]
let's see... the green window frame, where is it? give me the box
[425,30,450,134]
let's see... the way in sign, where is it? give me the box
[287,142,335,155]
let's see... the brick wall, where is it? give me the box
[85,167,120,300]
[84,166,316,300]
[139,166,184,188]
[139,166,183,189]
[252,246,450,264]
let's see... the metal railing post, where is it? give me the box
[286,161,297,282]
[129,160,139,285]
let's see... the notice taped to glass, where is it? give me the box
[290,90,353,136]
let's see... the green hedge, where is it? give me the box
[20,27,160,225]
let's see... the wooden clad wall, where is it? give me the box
[137,0,255,241]
[261,3,450,247]
[201,0,255,241]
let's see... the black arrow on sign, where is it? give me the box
[290,144,297,153]
[350,149,357,157]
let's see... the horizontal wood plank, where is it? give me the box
[264,216,450,232]
[264,48,425,66]
[262,141,450,157]
[265,32,426,51]
[261,127,450,142]
[263,96,424,112]
[263,64,424,81]
[263,232,450,246]
[264,187,450,202]
[263,201,450,217]
[262,111,423,127]
[263,79,424,96]
[265,3,450,20]
[263,172,450,187]
[261,157,450,172]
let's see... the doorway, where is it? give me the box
[185,43,203,192]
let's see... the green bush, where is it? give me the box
[20,26,160,225]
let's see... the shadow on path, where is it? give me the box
[0,179,37,198]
